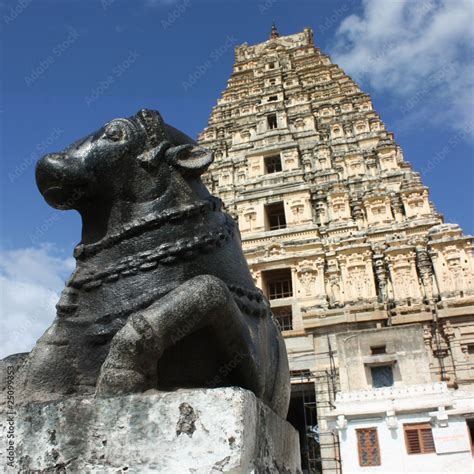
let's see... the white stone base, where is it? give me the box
[2,387,301,473]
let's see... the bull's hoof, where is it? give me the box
[96,368,147,397]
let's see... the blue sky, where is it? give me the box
[1,0,473,357]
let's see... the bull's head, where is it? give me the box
[35,109,213,211]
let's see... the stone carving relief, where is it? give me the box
[240,129,251,141]
[378,150,397,171]
[338,252,375,302]
[345,155,364,177]
[386,253,421,301]
[346,265,368,300]
[443,248,468,294]
[343,123,353,137]
[296,261,318,296]
[354,120,368,135]
[250,268,261,286]
[220,173,231,186]
[319,106,334,117]
[331,124,344,139]
[390,194,405,222]
[293,118,305,130]
[214,149,224,162]
[329,193,350,222]
[301,151,312,172]
[369,119,381,132]
[265,240,286,258]
[282,149,298,170]
[374,257,390,302]
[326,263,343,307]
[350,199,366,229]
[364,196,393,225]
[243,207,257,231]
[402,190,430,218]
[340,101,352,113]
[416,247,436,301]
[314,146,331,170]
[314,199,328,226]
[290,200,305,224]
[393,265,416,300]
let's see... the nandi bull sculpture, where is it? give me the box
[12,109,290,417]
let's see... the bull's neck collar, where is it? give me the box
[73,196,223,261]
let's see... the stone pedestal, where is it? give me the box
[2,387,301,473]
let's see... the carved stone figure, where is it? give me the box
[327,273,342,306]
[12,109,290,417]
[416,247,435,300]
[374,258,389,302]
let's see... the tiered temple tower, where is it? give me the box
[198,26,474,473]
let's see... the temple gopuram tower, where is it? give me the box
[198,26,474,473]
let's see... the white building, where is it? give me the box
[329,326,474,473]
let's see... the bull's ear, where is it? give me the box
[165,145,213,176]
[136,141,172,171]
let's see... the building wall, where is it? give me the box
[339,415,472,474]
[330,325,474,474]
[336,325,432,391]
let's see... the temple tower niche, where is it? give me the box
[198,25,474,473]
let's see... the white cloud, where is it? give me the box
[331,0,474,136]
[0,245,74,359]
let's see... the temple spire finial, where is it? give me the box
[270,22,280,39]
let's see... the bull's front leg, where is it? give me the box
[96,275,261,397]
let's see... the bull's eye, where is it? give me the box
[104,123,125,142]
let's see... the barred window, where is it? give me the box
[263,268,293,300]
[267,114,278,130]
[265,202,286,230]
[370,365,394,388]
[357,428,381,467]
[273,306,293,331]
[268,278,292,299]
[404,423,435,454]
[264,154,282,174]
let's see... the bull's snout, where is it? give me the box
[36,153,66,190]
[36,152,88,210]
[36,153,67,193]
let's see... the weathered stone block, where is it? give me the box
[3,388,301,473]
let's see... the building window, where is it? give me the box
[466,419,474,455]
[356,428,381,467]
[273,305,293,330]
[269,62,275,69]
[404,423,435,454]
[370,365,394,388]
[268,95,278,102]
[264,268,293,300]
[267,114,278,130]
[371,345,386,355]
[289,369,312,379]
[265,201,286,230]
[264,154,282,174]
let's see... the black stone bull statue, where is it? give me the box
[11,109,290,417]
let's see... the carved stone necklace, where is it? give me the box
[63,195,270,319]
[70,217,236,291]
[73,196,223,260]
